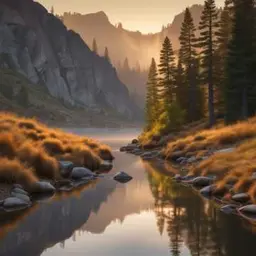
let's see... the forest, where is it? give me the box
[144,0,256,138]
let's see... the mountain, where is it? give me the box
[0,0,139,122]
[61,5,204,68]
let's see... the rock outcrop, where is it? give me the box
[0,0,137,118]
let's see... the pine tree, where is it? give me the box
[92,38,98,54]
[145,58,159,128]
[123,57,130,71]
[158,36,176,109]
[225,0,256,122]
[198,0,219,127]
[50,6,54,15]
[104,47,110,63]
[175,58,188,118]
[179,8,201,122]
[215,0,233,116]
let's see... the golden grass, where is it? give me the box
[0,112,113,186]
[0,157,38,188]
[164,116,256,160]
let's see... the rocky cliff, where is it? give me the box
[0,0,137,119]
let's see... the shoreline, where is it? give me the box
[120,139,256,224]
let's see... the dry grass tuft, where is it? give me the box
[0,112,113,185]
[0,157,38,187]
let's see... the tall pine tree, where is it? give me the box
[198,0,219,127]
[92,38,98,54]
[145,58,159,128]
[158,36,176,109]
[104,47,110,63]
[225,0,256,122]
[179,8,203,122]
[215,0,233,116]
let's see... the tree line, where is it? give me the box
[145,0,256,134]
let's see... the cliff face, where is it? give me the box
[0,0,137,118]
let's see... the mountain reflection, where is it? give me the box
[145,161,256,256]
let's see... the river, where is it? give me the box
[0,128,256,256]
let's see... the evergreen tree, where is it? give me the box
[225,0,256,122]
[104,47,110,63]
[50,6,55,15]
[123,57,130,71]
[215,0,233,116]
[198,0,219,127]
[158,36,176,109]
[145,58,159,128]
[179,8,203,122]
[175,59,188,118]
[92,38,98,54]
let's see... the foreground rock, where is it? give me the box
[71,167,96,180]
[3,197,31,211]
[31,181,56,194]
[238,205,256,217]
[231,193,250,204]
[59,161,75,178]
[221,204,238,215]
[114,172,133,183]
[99,161,113,172]
[186,176,214,187]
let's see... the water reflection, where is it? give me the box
[146,161,256,256]
[1,137,256,255]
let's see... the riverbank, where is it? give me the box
[121,116,256,221]
[0,112,115,212]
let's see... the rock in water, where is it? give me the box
[221,205,238,215]
[11,192,31,204]
[200,185,215,197]
[59,161,75,177]
[71,167,96,180]
[239,205,256,215]
[191,177,213,187]
[231,193,250,203]
[3,197,30,211]
[12,187,29,196]
[31,181,56,194]
[114,172,133,183]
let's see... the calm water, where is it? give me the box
[1,128,256,256]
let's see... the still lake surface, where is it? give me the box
[1,128,256,256]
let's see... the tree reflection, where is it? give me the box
[145,161,256,256]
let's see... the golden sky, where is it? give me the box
[37,0,224,33]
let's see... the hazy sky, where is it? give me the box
[37,0,224,33]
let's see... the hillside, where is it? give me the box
[0,0,140,122]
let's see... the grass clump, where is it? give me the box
[0,112,113,186]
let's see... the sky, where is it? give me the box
[37,0,225,34]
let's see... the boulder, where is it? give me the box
[221,204,238,215]
[231,193,250,203]
[177,157,187,164]
[11,192,31,204]
[190,176,214,187]
[3,197,30,211]
[31,181,56,194]
[113,172,133,183]
[59,161,75,177]
[12,188,29,196]
[71,167,96,180]
[141,151,160,160]
[200,185,229,198]
[239,204,256,215]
